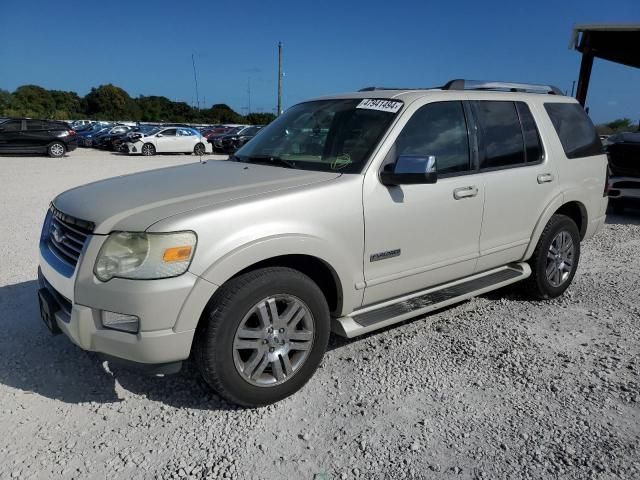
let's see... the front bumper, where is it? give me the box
[609,176,640,203]
[37,232,201,366]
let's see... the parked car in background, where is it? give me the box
[125,127,211,155]
[201,126,234,138]
[93,125,132,148]
[607,132,640,212]
[77,124,113,147]
[0,118,77,157]
[71,120,93,130]
[209,125,262,153]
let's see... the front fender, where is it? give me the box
[200,234,360,312]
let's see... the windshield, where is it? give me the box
[234,98,402,173]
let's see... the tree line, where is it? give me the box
[0,84,276,125]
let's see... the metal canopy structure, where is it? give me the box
[570,24,640,106]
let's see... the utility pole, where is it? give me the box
[247,77,251,114]
[277,41,282,116]
[570,80,576,98]
[192,53,200,111]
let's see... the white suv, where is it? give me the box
[37,80,608,406]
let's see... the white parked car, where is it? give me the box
[125,127,211,156]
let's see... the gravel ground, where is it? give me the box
[0,149,638,480]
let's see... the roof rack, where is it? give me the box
[442,79,563,95]
[359,80,563,96]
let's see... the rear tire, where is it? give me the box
[194,267,330,407]
[523,214,580,299]
[193,143,206,156]
[48,142,65,158]
[141,143,155,156]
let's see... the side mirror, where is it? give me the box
[156,133,163,137]
[380,155,437,186]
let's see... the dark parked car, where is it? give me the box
[606,132,640,212]
[0,118,77,157]
[77,124,112,147]
[93,125,132,148]
[209,126,262,153]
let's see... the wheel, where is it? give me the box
[141,143,156,156]
[194,267,330,407]
[523,214,580,299]
[193,143,206,156]
[48,142,65,158]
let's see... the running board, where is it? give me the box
[332,263,530,338]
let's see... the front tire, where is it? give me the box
[141,143,156,156]
[48,142,66,158]
[523,214,580,299]
[194,267,330,407]
[193,143,206,156]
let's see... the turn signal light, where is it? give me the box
[162,246,193,263]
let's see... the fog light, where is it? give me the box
[102,311,139,333]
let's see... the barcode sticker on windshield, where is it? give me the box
[356,99,403,113]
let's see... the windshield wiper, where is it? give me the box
[243,155,296,169]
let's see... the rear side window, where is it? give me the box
[515,102,543,163]
[395,101,471,175]
[474,101,525,169]
[544,103,603,158]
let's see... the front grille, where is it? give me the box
[46,205,94,269]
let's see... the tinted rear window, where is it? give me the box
[474,101,525,169]
[544,103,603,159]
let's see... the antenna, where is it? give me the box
[277,41,283,116]
[192,53,200,111]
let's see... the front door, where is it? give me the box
[0,120,26,151]
[362,101,484,306]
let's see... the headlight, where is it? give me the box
[94,231,196,282]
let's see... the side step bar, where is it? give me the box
[332,263,530,338]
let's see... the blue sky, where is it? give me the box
[0,0,638,123]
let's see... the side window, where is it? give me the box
[395,101,471,175]
[474,101,525,169]
[544,103,603,159]
[27,120,49,130]
[515,102,543,163]
[178,128,194,136]
[2,120,23,131]
[161,128,177,136]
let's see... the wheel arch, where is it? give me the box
[523,195,588,260]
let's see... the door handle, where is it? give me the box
[537,173,554,184]
[453,185,478,200]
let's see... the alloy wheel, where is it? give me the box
[546,231,575,287]
[232,295,314,387]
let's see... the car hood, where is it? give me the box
[53,161,341,234]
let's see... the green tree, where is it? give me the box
[0,89,12,113]
[246,112,276,125]
[11,85,55,118]
[85,84,139,121]
[50,90,83,119]
[606,118,635,133]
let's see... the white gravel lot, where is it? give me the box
[0,149,638,480]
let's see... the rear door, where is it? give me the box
[176,128,197,152]
[474,100,560,271]
[154,128,179,152]
[23,120,52,151]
